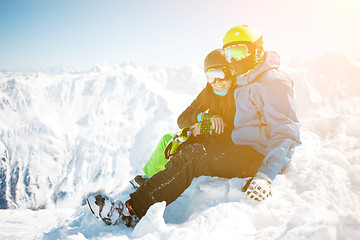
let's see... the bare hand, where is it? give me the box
[211,116,226,134]
[190,124,200,137]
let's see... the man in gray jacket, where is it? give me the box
[87,25,301,227]
[222,25,301,200]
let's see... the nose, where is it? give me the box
[213,79,225,85]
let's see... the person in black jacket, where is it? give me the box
[140,48,237,179]
[87,49,260,227]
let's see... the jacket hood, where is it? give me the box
[236,51,280,87]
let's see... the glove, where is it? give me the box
[164,126,191,159]
[199,113,220,135]
[242,172,272,201]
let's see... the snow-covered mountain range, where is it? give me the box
[0,53,359,239]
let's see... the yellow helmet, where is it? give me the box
[222,25,264,75]
[223,25,263,49]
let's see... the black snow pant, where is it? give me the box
[129,143,264,218]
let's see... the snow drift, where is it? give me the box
[0,53,360,239]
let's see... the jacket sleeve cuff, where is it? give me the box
[197,112,204,122]
[258,162,282,181]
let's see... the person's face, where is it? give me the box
[205,67,232,92]
[210,78,232,92]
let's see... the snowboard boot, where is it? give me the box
[87,194,139,227]
[129,175,150,189]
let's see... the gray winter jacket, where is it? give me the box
[232,51,301,180]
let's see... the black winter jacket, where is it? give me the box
[177,85,236,145]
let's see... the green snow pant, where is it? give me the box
[142,132,176,177]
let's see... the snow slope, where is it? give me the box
[0,53,360,239]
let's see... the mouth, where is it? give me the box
[215,85,225,90]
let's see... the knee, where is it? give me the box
[176,143,208,167]
[168,143,203,162]
[181,142,206,155]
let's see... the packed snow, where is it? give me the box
[0,53,360,239]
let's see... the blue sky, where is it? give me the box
[1,0,359,70]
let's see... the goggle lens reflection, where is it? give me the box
[205,67,231,84]
[224,44,250,62]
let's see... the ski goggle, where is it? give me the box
[224,44,251,62]
[205,67,232,84]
